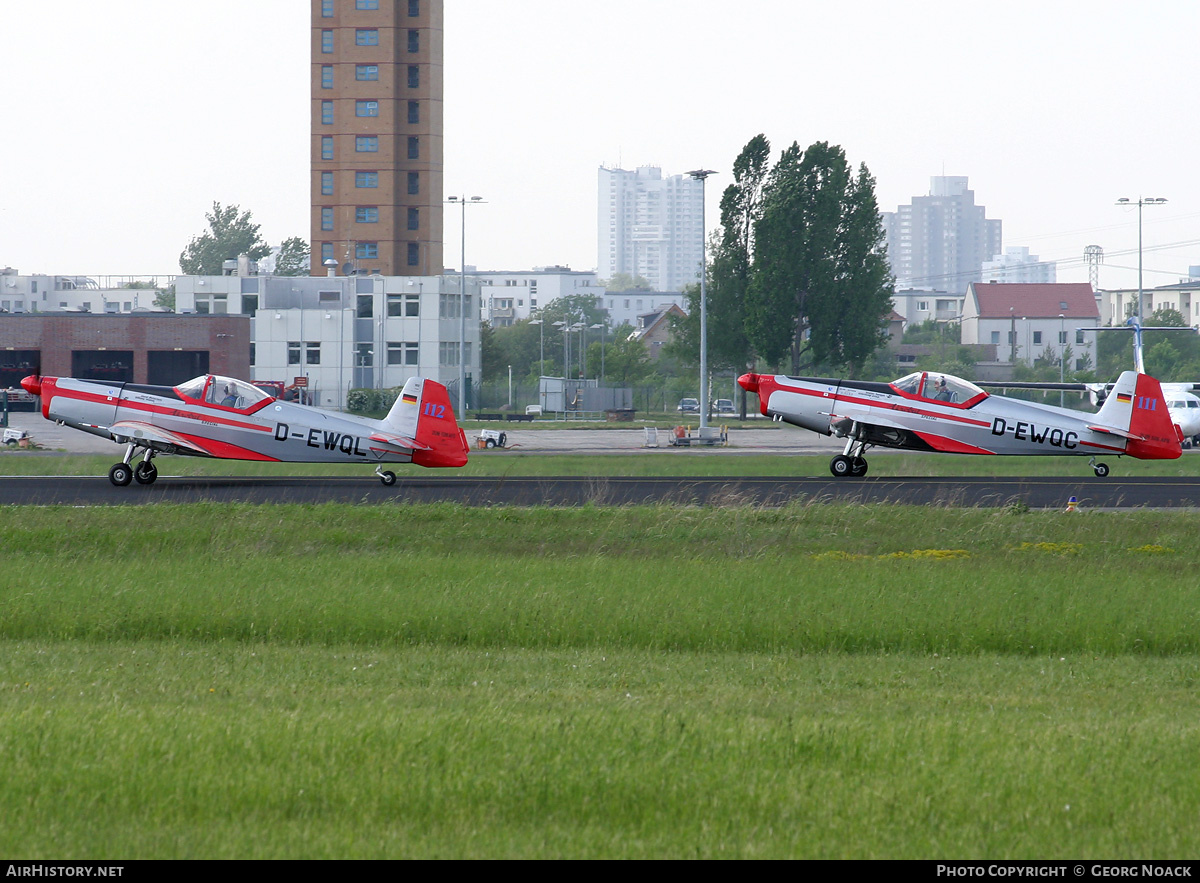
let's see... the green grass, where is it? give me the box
[2,504,1200,857]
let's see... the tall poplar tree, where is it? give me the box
[744,141,893,375]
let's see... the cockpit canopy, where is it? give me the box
[175,375,274,411]
[890,371,986,406]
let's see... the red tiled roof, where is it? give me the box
[970,283,1098,319]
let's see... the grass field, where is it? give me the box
[1,503,1199,858]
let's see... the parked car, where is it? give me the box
[713,398,735,416]
[677,397,700,413]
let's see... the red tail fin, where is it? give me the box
[410,380,469,468]
[1126,373,1182,460]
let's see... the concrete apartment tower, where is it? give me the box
[882,176,1002,295]
[312,0,444,277]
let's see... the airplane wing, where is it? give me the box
[109,421,212,455]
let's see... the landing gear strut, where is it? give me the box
[1089,457,1110,478]
[108,442,140,487]
[830,430,870,478]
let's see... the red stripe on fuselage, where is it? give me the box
[772,381,993,429]
[172,432,280,461]
[912,431,997,455]
[49,381,272,434]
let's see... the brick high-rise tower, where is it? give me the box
[312,0,443,276]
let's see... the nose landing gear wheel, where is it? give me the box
[108,463,133,487]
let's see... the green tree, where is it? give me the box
[273,236,310,276]
[153,285,176,311]
[179,202,271,275]
[598,326,653,386]
[745,141,893,375]
[603,272,651,292]
[670,135,771,371]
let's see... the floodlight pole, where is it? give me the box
[687,169,716,429]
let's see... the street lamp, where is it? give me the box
[446,195,486,417]
[687,169,717,429]
[553,319,568,380]
[1116,197,1168,324]
[1059,313,1065,408]
[572,322,585,378]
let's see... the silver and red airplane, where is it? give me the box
[738,367,1181,478]
[19,371,469,486]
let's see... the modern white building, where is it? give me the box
[475,266,604,326]
[174,272,481,411]
[598,165,705,294]
[0,268,172,314]
[961,282,1098,370]
[602,291,688,330]
[891,289,963,327]
[982,246,1056,284]
[1097,282,1200,327]
[882,176,1002,295]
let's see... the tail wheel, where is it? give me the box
[379,470,397,487]
[830,455,853,478]
[108,463,133,487]
[134,462,158,485]
[1093,462,1110,478]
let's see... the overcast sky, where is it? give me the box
[2,0,1198,291]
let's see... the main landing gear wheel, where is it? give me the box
[830,455,853,478]
[1093,462,1110,478]
[850,457,868,477]
[378,470,397,487]
[134,461,158,485]
[108,463,133,487]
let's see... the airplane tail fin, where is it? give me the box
[1093,370,1181,460]
[384,377,469,468]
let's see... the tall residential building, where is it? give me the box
[598,165,705,293]
[882,176,1002,295]
[312,0,444,277]
[982,246,1056,284]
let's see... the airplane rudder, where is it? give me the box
[1127,373,1182,460]
[412,380,469,467]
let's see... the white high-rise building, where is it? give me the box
[982,246,1056,284]
[882,176,1002,295]
[598,165,705,293]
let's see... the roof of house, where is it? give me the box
[630,303,686,340]
[969,282,1098,319]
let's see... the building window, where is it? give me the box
[356,343,374,366]
[1059,331,1068,345]
[356,206,379,223]
[321,65,333,89]
[357,295,373,318]
[321,171,333,195]
[356,29,379,46]
[387,294,404,317]
[356,171,379,188]
[407,207,419,231]
[407,136,419,159]
[409,0,420,16]
[990,331,1000,345]
[1076,330,1085,345]
[356,100,379,117]
[356,64,379,81]
[356,135,379,152]
[357,0,380,8]
[321,101,334,125]
[288,342,301,365]
[306,342,321,366]
[408,243,420,267]
[321,243,334,263]
[439,342,460,366]
[1033,331,1042,346]
[321,136,333,160]
[321,30,334,53]
[357,242,379,259]
[321,207,333,231]
[408,30,419,52]
[322,0,334,17]
[407,101,419,124]
[407,172,419,195]
[408,65,420,88]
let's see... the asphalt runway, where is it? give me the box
[2,474,1198,508]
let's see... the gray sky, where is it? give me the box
[2,0,1198,291]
